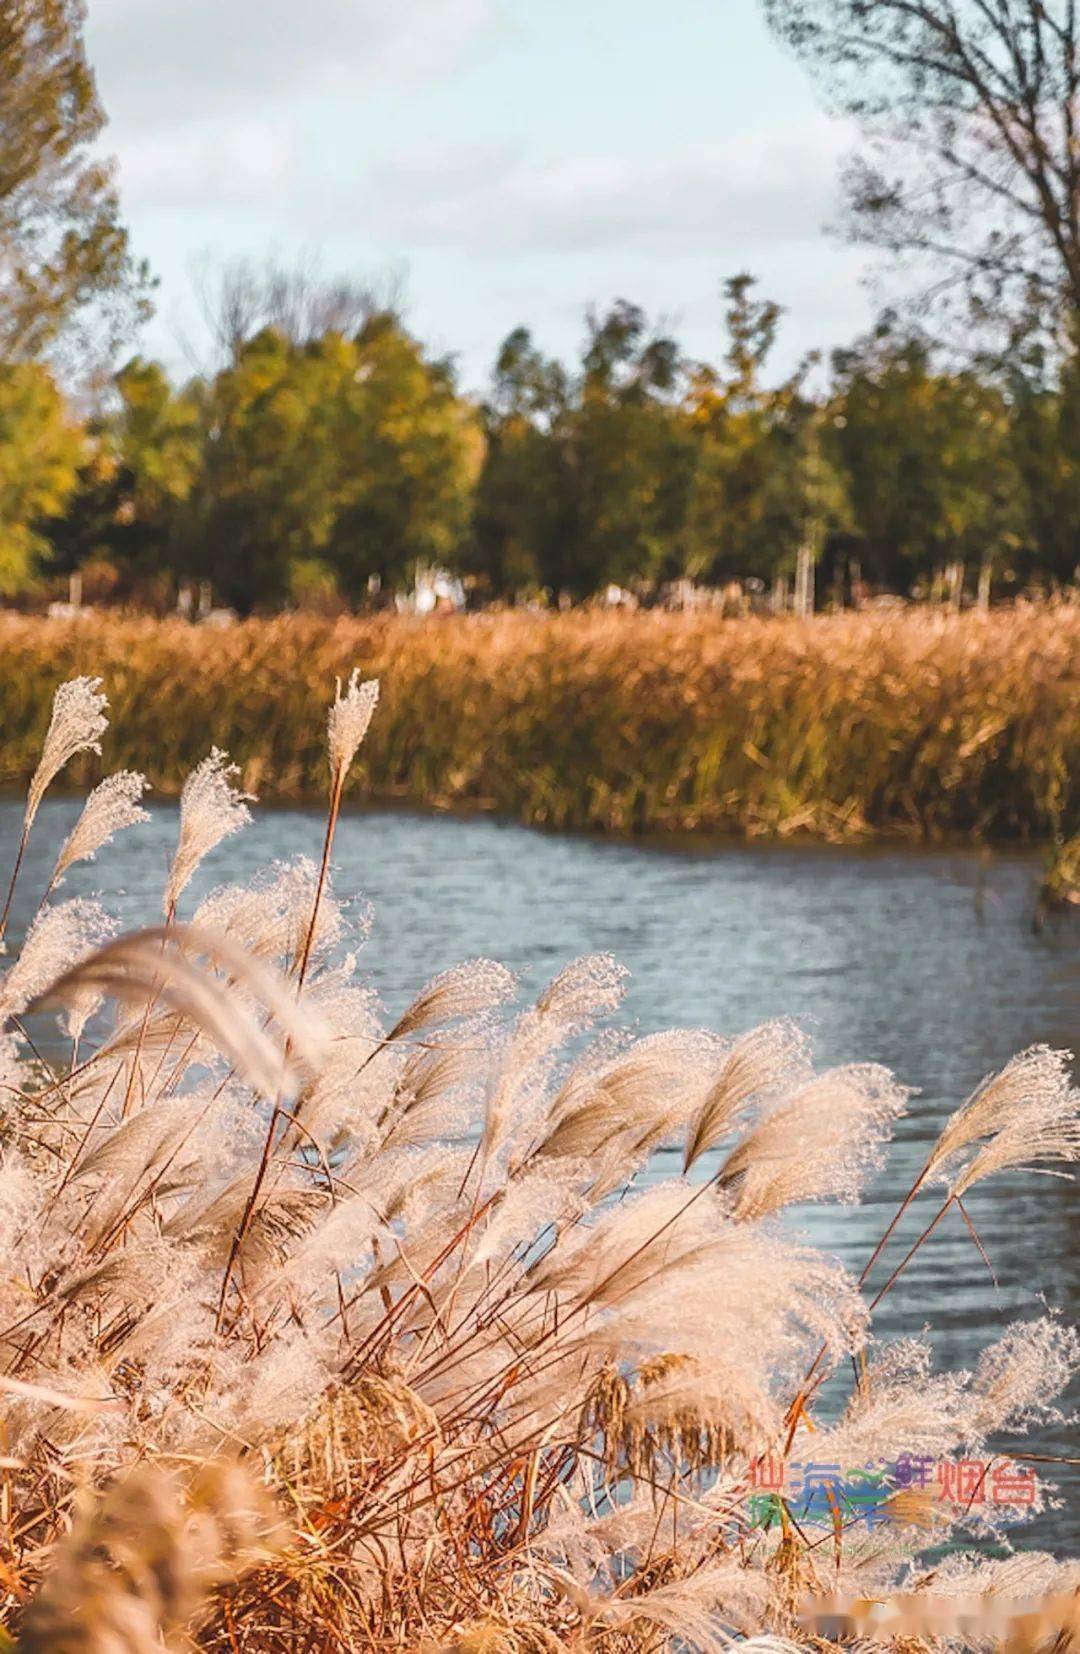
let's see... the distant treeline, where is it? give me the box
[4,275,1080,611]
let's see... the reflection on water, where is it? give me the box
[1,798,1078,1548]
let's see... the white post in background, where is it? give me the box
[945,559,964,612]
[793,544,814,618]
[69,571,82,611]
[198,579,212,619]
[977,557,992,612]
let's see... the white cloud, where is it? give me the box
[86,0,502,130]
[119,122,300,210]
[359,116,855,258]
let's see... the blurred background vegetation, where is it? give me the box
[3,2,1080,614]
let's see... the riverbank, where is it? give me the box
[0,605,1074,841]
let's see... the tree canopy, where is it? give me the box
[0,0,150,364]
[764,0,1080,360]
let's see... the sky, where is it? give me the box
[83,0,879,394]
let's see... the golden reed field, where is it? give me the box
[0,603,1076,840]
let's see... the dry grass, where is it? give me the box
[0,603,1075,840]
[0,673,1078,1652]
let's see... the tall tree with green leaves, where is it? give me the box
[829,329,1025,588]
[0,0,151,363]
[683,276,849,584]
[0,358,82,588]
[471,327,572,598]
[565,301,695,596]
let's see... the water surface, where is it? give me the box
[2,800,1077,1549]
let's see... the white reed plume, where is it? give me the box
[195,856,344,965]
[17,1461,280,1654]
[49,772,149,890]
[802,1338,971,1468]
[967,1316,1080,1439]
[164,749,253,914]
[927,1045,1074,1182]
[582,1565,779,1654]
[387,957,517,1042]
[0,678,110,948]
[0,899,114,1024]
[948,1075,1080,1198]
[24,678,109,834]
[684,1018,811,1171]
[717,1063,909,1219]
[327,670,380,779]
[484,953,628,1157]
[30,923,328,1099]
[532,1028,724,1183]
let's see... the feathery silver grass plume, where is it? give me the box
[30,922,328,1099]
[0,898,114,1024]
[195,856,343,965]
[967,1315,1080,1440]
[164,748,253,914]
[529,1182,860,1353]
[533,1028,724,1170]
[563,1568,784,1654]
[50,771,149,888]
[387,956,516,1043]
[948,1070,1079,1198]
[716,1063,909,1220]
[484,953,628,1157]
[914,1549,1080,1599]
[24,676,109,834]
[18,1460,281,1654]
[684,1018,811,1172]
[328,668,380,779]
[802,1338,970,1469]
[379,1039,484,1150]
[927,1045,1074,1183]
[163,1175,329,1271]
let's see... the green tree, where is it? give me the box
[830,331,1025,588]
[0,358,82,589]
[683,277,849,584]
[0,0,152,361]
[327,312,482,598]
[565,301,695,596]
[193,316,481,609]
[471,327,572,599]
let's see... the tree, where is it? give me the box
[565,302,695,595]
[682,276,849,584]
[192,255,383,369]
[0,358,82,589]
[326,312,483,597]
[0,0,152,362]
[53,358,201,590]
[764,1,1080,353]
[191,316,481,609]
[471,328,572,598]
[829,329,1025,588]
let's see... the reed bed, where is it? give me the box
[0,603,1075,840]
[0,673,1077,1652]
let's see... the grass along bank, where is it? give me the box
[0,604,1075,842]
